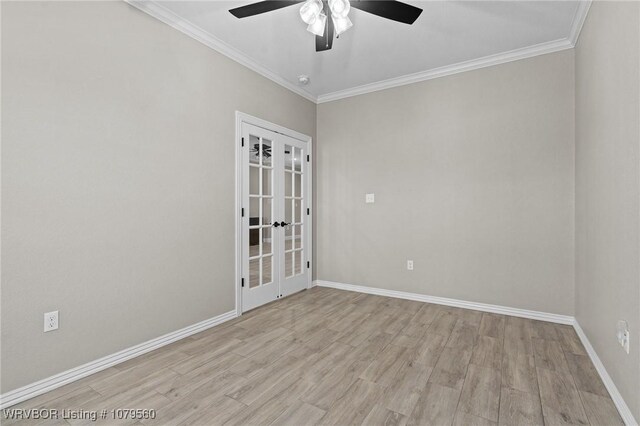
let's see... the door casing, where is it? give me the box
[234,112,313,316]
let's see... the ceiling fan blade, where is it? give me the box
[315,5,334,51]
[229,1,302,19]
[351,1,422,24]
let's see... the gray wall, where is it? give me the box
[317,50,576,315]
[575,1,640,420]
[1,1,316,392]
[4,2,639,418]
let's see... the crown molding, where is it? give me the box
[569,0,592,46]
[126,0,591,105]
[317,1,591,103]
[318,0,591,104]
[125,0,318,103]
[316,38,574,103]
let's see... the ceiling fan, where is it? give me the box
[229,0,423,52]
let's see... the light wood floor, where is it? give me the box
[5,287,623,425]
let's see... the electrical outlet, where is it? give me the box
[617,320,630,354]
[365,193,375,203]
[407,260,414,270]
[44,311,59,332]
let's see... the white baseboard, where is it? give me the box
[0,310,237,409]
[314,280,574,325]
[3,282,636,425]
[314,279,636,425]
[573,322,638,426]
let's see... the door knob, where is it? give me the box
[280,221,290,227]
[272,222,280,227]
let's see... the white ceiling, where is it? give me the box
[137,1,588,102]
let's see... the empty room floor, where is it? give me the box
[6,287,623,425]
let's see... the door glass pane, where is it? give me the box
[285,225,292,251]
[286,251,294,278]
[261,138,272,167]
[295,174,302,197]
[295,251,302,275]
[249,135,260,165]
[250,197,260,225]
[293,225,302,249]
[262,168,272,196]
[285,171,293,197]
[262,256,272,285]
[262,227,272,255]
[285,199,293,223]
[294,147,302,172]
[262,198,272,225]
[250,166,260,195]
[284,145,293,170]
[294,199,302,223]
[249,233,259,257]
[250,258,260,287]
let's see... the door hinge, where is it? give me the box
[241,278,245,287]
[241,137,244,147]
[307,261,310,269]
[307,208,310,215]
[241,207,245,217]
[306,154,310,162]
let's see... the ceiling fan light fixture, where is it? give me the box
[300,0,323,25]
[307,12,327,36]
[230,0,423,53]
[332,14,353,35]
[329,0,350,18]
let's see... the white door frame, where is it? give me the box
[235,111,313,316]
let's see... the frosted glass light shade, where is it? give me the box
[329,0,350,18]
[300,0,323,24]
[332,14,353,35]
[307,12,327,36]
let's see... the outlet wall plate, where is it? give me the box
[407,260,414,270]
[44,311,59,332]
[365,193,375,203]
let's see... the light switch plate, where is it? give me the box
[365,193,375,203]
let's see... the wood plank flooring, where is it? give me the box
[4,287,623,425]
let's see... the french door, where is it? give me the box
[241,122,310,312]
